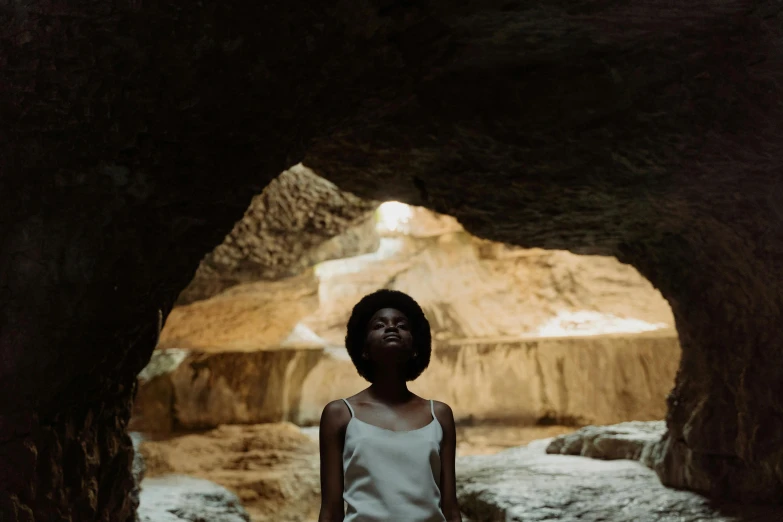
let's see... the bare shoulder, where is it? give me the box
[431,400,456,428]
[320,399,352,434]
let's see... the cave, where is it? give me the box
[2,1,783,521]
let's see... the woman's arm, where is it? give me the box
[318,400,349,522]
[435,401,463,522]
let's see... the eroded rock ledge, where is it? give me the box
[131,334,679,434]
[546,421,665,464]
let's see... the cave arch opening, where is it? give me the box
[130,166,684,518]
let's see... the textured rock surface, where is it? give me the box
[3,0,783,516]
[131,431,147,511]
[162,204,675,353]
[177,165,378,305]
[546,421,666,463]
[138,424,319,522]
[303,333,680,427]
[457,440,783,522]
[158,270,320,351]
[131,349,324,433]
[132,334,679,433]
[304,223,674,346]
[138,475,250,522]
[136,427,783,522]
[137,421,551,522]
[0,384,139,522]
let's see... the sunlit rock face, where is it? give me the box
[130,348,323,433]
[304,203,674,345]
[132,333,679,434]
[159,200,674,352]
[4,0,782,516]
[134,202,677,434]
[304,333,680,427]
[158,271,320,351]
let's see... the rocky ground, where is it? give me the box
[137,423,321,522]
[138,475,251,522]
[135,422,783,522]
[458,438,783,522]
[134,423,574,521]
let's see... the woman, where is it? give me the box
[318,289,462,522]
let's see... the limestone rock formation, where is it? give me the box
[304,333,681,427]
[545,421,666,463]
[130,348,323,433]
[132,334,680,434]
[138,475,250,522]
[158,270,320,351]
[4,0,783,517]
[456,440,783,522]
[135,422,565,522]
[177,164,378,305]
[155,201,674,355]
[304,226,675,346]
[137,424,320,522]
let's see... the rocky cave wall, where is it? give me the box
[3,0,783,519]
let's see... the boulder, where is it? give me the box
[545,421,666,463]
[457,440,783,522]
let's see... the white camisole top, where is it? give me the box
[341,398,447,522]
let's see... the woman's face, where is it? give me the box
[364,307,415,365]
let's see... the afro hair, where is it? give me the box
[344,289,432,382]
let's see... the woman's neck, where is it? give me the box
[366,378,412,405]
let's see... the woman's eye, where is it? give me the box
[398,323,408,329]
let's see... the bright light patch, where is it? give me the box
[376,201,413,233]
[537,310,668,337]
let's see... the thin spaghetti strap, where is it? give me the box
[430,399,435,420]
[341,398,355,418]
